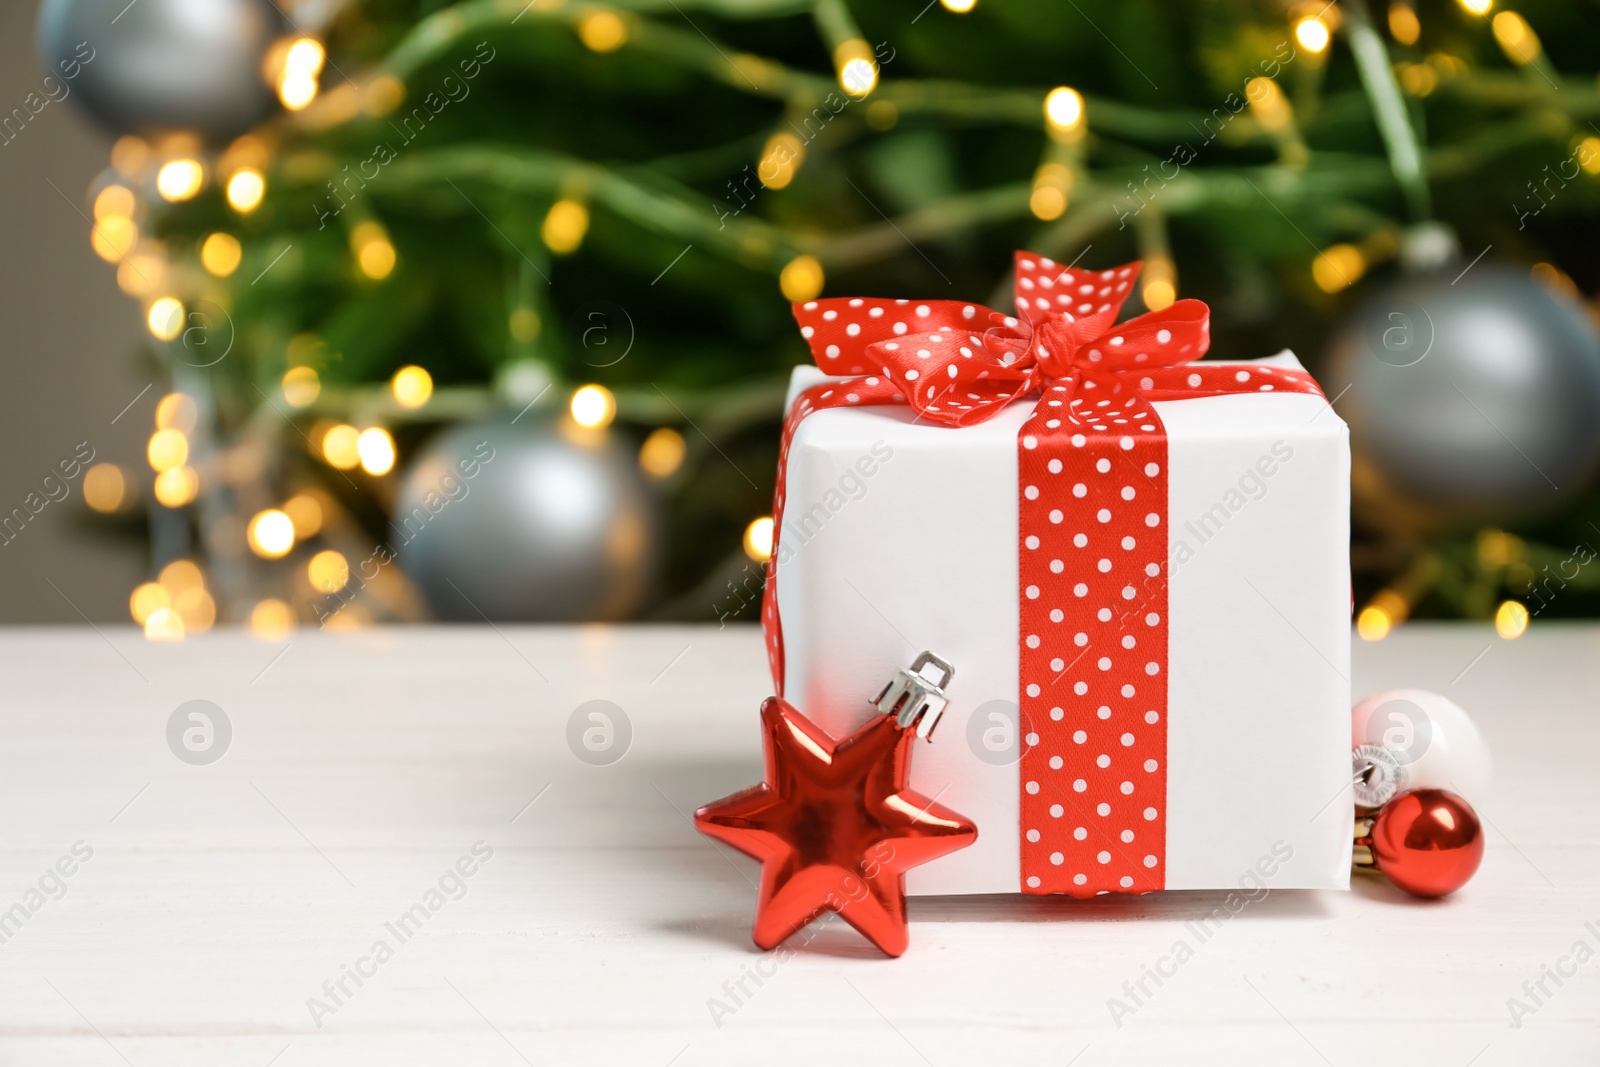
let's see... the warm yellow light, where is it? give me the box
[91,215,138,263]
[1476,527,1523,567]
[578,10,628,51]
[1492,11,1539,63]
[1389,3,1421,45]
[542,199,589,255]
[1044,87,1085,135]
[285,37,326,77]
[321,424,362,469]
[391,365,434,409]
[282,366,321,408]
[117,253,165,296]
[248,508,297,559]
[279,70,318,110]
[226,168,266,213]
[1139,256,1177,311]
[159,558,204,594]
[743,516,775,562]
[364,74,405,116]
[1495,600,1529,639]
[282,492,324,538]
[111,135,150,178]
[156,392,197,433]
[250,598,297,640]
[93,185,135,220]
[1579,137,1600,176]
[1143,278,1176,312]
[639,427,687,478]
[277,41,324,111]
[1030,163,1072,221]
[220,134,268,174]
[1359,590,1407,640]
[201,232,242,277]
[83,463,126,513]
[350,220,384,251]
[1399,62,1438,96]
[1295,17,1331,53]
[941,0,977,11]
[1030,186,1066,221]
[357,427,397,475]
[780,255,824,302]
[147,428,188,472]
[358,242,398,280]
[307,549,350,593]
[156,159,204,202]
[1357,606,1392,641]
[1428,52,1467,79]
[834,39,878,97]
[759,132,805,190]
[130,582,169,624]
[153,466,199,508]
[1246,77,1292,131]
[172,587,215,633]
[1457,0,1491,15]
[1313,244,1365,293]
[147,297,184,341]
[352,221,397,279]
[143,606,184,642]
[839,58,877,98]
[570,384,616,429]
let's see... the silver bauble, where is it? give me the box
[1328,266,1600,529]
[393,418,658,622]
[37,0,287,140]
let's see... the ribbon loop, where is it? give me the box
[793,298,1002,378]
[1074,299,1211,373]
[868,326,1038,427]
[792,258,1227,425]
[1010,252,1133,332]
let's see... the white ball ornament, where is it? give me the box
[1350,688,1492,807]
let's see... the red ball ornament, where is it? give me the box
[695,656,977,957]
[1356,788,1484,898]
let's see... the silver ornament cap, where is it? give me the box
[1352,743,1406,810]
[872,652,954,741]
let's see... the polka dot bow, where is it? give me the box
[791,254,1250,427]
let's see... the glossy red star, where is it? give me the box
[695,696,977,957]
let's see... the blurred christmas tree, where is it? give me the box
[53,0,1600,636]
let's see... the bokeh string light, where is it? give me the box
[248,509,296,559]
[278,37,325,110]
[226,167,265,213]
[391,366,433,409]
[357,428,397,475]
[570,385,616,430]
[71,0,1600,631]
[155,159,203,202]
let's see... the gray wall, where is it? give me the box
[0,2,149,622]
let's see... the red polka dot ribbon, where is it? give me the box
[764,252,1324,896]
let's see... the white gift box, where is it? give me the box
[772,351,1353,895]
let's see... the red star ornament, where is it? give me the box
[695,696,977,957]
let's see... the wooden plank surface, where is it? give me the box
[0,623,1595,1065]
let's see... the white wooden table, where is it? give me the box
[0,623,1595,1065]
